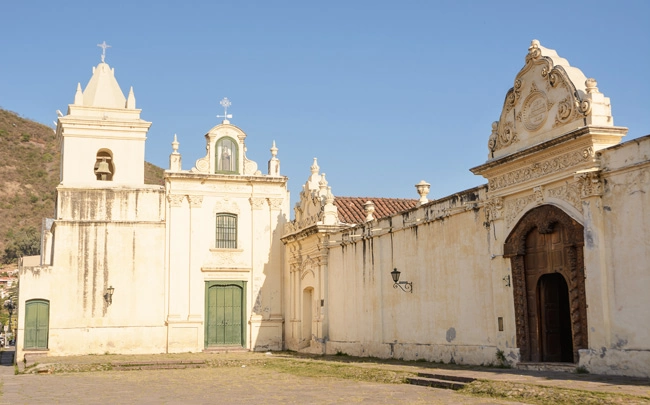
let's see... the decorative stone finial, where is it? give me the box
[97,41,111,63]
[169,134,182,172]
[325,186,334,205]
[415,180,431,205]
[172,134,179,153]
[527,39,541,60]
[364,201,375,222]
[322,186,338,225]
[310,158,319,174]
[268,140,280,176]
[585,78,598,94]
[270,140,278,158]
[126,86,136,109]
[74,83,84,105]
[319,173,328,193]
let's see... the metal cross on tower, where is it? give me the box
[217,97,233,122]
[97,41,111,63]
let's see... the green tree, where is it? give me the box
[3,226,40,264]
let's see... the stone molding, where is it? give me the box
[208,249,245,267]
[488,145,594,192]
[576,171,604,198]
[187,195,203,208]
[267,198,283,210]
[250,197,266,210]
[213,198,239,214]
[502,181,585,227]
[546,181,582,212]
[167,194,185,207]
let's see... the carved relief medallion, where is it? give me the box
[522,88,549,131]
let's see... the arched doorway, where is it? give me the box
[504,205,587,363]
[302,287,313,346]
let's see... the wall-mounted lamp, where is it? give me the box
[104,286,115,305]
[391,268,413,293]
[502,275,511,287]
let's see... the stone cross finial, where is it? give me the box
[97,41,111,63]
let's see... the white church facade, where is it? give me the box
[17,40,650,378]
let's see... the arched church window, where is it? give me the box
[215,213,237,249]
[216,138,238,174]
[94,150,114,181]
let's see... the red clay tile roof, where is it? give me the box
[334,197,419,224]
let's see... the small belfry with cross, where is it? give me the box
[217,97,233,123]
[97,41,111,63]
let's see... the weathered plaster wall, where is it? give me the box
[18,187,166,360]
[321,187,511,365]
[579,136,650,377]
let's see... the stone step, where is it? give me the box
[112,360,205,371]
[516,362,577,373]
[415,372,476,384]
[406,376,468,390]
[203,346,249,354]
[114,363,204,371]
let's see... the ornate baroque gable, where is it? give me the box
[488,40,614,160]
[284,158,339,236]
[193,123,260,175]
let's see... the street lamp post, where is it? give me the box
[4,299,15,343]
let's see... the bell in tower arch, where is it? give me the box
[95,156,113,181]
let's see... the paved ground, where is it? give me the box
[1,348,649,404]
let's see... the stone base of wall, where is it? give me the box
[579,348,650,378]
[17,325,168,362]
[250,317,283,351]
[324,341,504,366]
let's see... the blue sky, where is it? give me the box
[2,1,649,204]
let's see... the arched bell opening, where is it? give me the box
[94,149,115,181]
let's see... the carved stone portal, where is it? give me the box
[504,205,587,363]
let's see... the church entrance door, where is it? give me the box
[205,282,246,348]
[504,205,587,363]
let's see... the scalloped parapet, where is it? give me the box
[487,40,616,160]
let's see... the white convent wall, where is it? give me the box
[323,187,516,366]
[578,135,650,377]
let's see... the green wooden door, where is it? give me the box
[206,283,244,347]
[24,300,49,349]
